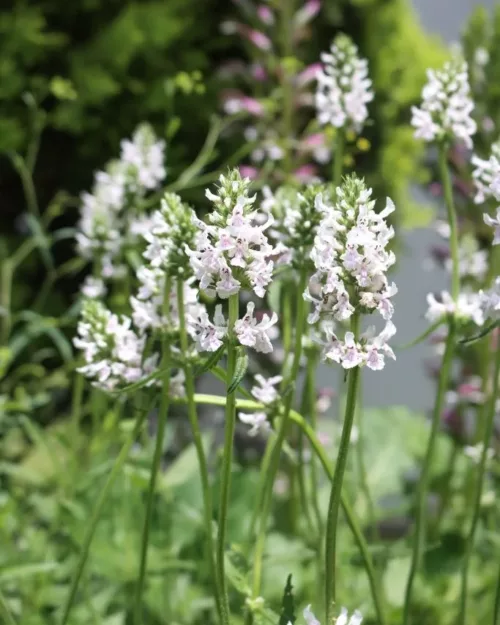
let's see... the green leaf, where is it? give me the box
[194,344,225,376]
[278,574,296,625]
[228,348,248,394]
[459,320,500,345]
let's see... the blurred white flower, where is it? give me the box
[411,57,476,148]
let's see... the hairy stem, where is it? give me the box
[177,280,222,621]
[324,314,360,622]
[217,293,240,625]
[134,276,172,624]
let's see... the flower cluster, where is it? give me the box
[425,291,484,326]
[143,193,198,278]
[471,140,500,203]
[303,604,362,625]
[305,175,397,370]
[411,57,476,148]
[130,265,204,334]
[74,300,157,392]
[120,123,166,191]
[238,374,282,436]
[190,301,278,354]
[187,171,276,299]
[315,33,373,133]
[260,184,329,268]
[76,123,166,279]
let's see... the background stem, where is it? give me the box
[403,319,456,625]
[250,269,308,601]
[459,338,500,625]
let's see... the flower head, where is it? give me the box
[143,193,198,278]
[305,176,396,370]
[120,123,166,191]
[411,57,476,148]
[425,290,484,326]
[186,170,275,300]
[74,300,157,391]
[316,33,373,132]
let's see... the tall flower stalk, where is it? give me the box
[134,275,172,624]
[177,279,222,620]
[186,170,278,625]
[404,55,476,624]
[303,176,397,620]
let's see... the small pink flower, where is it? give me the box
[294,0,321,27]
[257,5,274,25]
[242,27,272,51]
[239,165,259,180]
[250,63,267,81]
[429,182,442,197]
[296,63,322,87]
[293,164,318,183]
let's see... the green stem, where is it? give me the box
[134,277,172,625]
[0,261,12,345]
[250,269,308,600]
[177,280,222,621]
[324,314,361,623]
[438,145,460,302]
[297,371,316,537]
[333,130,345,192]
[60,396,151,625]
[403,319,456,625]
[459,340,500,625]
[189,393,387,625]
[494,559,500,625]
[217,293,240,625]
[356,378,376,542]
[247,433,276,547]
[306,352,324,538]
[71,373,85,454]
[0,590,17,625]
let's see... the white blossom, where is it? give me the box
[250,374,283,404]
[484,208,500,245]
[190,305,228,353]
[411,57,476,148]
[238,411,271,436]
[234,302,278,353]
[316,33,373,132]
[480,277,500,321]
[464,443,494,464]
[120,123,166,191]
[306,176,397,370]
[81,276,107,298]
[471,140,500,203]
[425,291,484,326]
[303,605,362,625]
[186,171,276,300]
